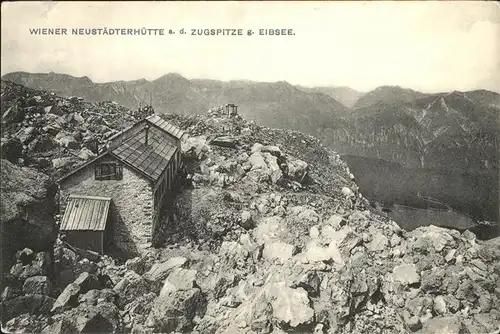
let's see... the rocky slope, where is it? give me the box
[1,87,499,333]
[0,159,58,296]
[0,80,152,179]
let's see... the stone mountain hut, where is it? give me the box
[56,115,185,257]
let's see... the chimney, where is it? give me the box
[145,123,150,146]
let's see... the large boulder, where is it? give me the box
[4,313,50,334]
[411,225,457,253]
[51,157,74,169]
[390,264,421,285]
[125,256,153,275]
[29,135,56,153]
[248,152,268,171]
[142,257,188,294]
[51,283,80,313]
[22,276,52,295]
[145,288,207,333]
[262,242,297,263]
[182,136,211,160]
[77,147,96,161]
[10,251,52,280]
[0,137,23,163]
[0,294,54,324]
[251,143,282,158]
[421,316,470,334]
[113,271,151,308]
[1,286,20,302]
[122,292,157,330]
[54,246,79,288]
[286,157,308,182]
[78,289,118,306]
[2,104,25,124]
[79,313,115,333]
[159,268,198,296]
[55,135,79,149]
[41,317,78,334]
[17,126,38,144]
[247,151,283,184]
[53,302,123,333]
[263,153,283,183]
[73,272,102,294]
[269,283,315,328]
[231,281,315,331]
[298,240,344,265]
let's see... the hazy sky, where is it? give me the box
[1,1,499,93]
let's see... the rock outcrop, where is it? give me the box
[0,159,58,295]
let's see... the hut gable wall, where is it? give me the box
[59,155,154,256]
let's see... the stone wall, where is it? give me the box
[59,155,153,259]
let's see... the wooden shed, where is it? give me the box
[59,194,113,254]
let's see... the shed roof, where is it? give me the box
[60,195,111,231]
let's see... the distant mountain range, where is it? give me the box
[334,89,500,171]
[2,71,499,172]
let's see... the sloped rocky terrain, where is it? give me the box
[1,83,499,333]
[1,80,152,179]
[0,159,58,296]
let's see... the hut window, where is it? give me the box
[95,162,123,180]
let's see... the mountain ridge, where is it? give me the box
[4,71,499,109]
[2,71,499,172]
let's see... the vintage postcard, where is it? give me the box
[1,1,499,333]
